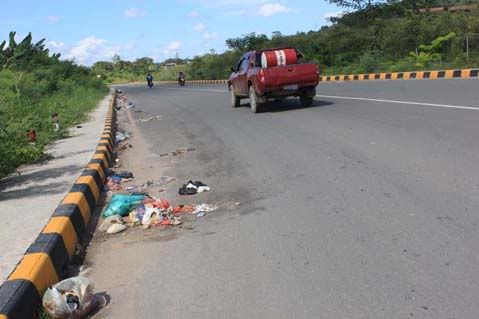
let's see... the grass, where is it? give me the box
[0,69,108,178]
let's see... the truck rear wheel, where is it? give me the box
[249,86,261,113]
[229,86,240,108]
[300,95,314,107]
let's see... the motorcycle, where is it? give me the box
[147,80,153,88]
[178,76,185,86]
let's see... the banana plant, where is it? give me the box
[1,31,57,70]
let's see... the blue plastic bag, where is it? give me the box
[102,194,144,218]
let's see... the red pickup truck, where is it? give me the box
[228,48,319,113]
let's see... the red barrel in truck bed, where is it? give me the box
[260,49,298,68]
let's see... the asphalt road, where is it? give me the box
[88,79,479,319]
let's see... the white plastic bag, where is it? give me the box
[141,206,162,225]
[43,276,95,319]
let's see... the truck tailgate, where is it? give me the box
[262,63,318,87]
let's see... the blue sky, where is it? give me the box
[0,0,342,65]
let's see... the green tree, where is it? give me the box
[225,33,269,51]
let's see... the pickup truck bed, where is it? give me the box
[258,63,320,96]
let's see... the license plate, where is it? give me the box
[284,84,298,90]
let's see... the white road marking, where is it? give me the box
[162,87,479,111]
[316,94,479,111]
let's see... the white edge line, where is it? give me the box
[316,94,479,110]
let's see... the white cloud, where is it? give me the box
[47,41,64,50]
[124,8,147,19]
[194,22,206,32]
[162,41,182,56]
[203,32,218,40]
[65,36,106,64]
[187,11,199,17]
[257,3,291,16]
[167,41,181,51]
[64,36,134,65]
[46,15,60,23]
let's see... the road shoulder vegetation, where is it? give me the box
[0,32,108,178]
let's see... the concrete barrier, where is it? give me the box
[319,68,479,82]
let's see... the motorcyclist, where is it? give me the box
[178,72,185,85]
[146,73,153,87]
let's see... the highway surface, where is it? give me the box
[88,79,479,319]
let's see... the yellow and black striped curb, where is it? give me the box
[319,68,479,82]
[0,93,117,319]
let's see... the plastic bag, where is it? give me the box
[42,276,94,319]
[141,206,163,225]
[102,194,144,218]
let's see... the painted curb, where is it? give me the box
[0,92,117,319]
[319,68,479,82]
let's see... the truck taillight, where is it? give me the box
[259,69,265,82]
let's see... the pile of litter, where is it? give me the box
[100,193,220,234]
[115,93,135,110]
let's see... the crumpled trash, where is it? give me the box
[172,205,196,214]
[113,171,134,179]
[141,205,162,226]
[126,177,175,193]
[106,223,128,234]
[138,115,162,122]
[99,215,128,234]
[103,171,135,192]
[197,186,210,193]
[194,203,219,213]
[102,194,144,218]
[171,147,196,156]
[172,203,218,217]
[99,215,123,232]
[43,276,96,319]
[119,143,133,150]
[179,181,209,195]
[104,177,123,191]
[145,197,171,210]
[115,131,131,143]
[194,203,218,217]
